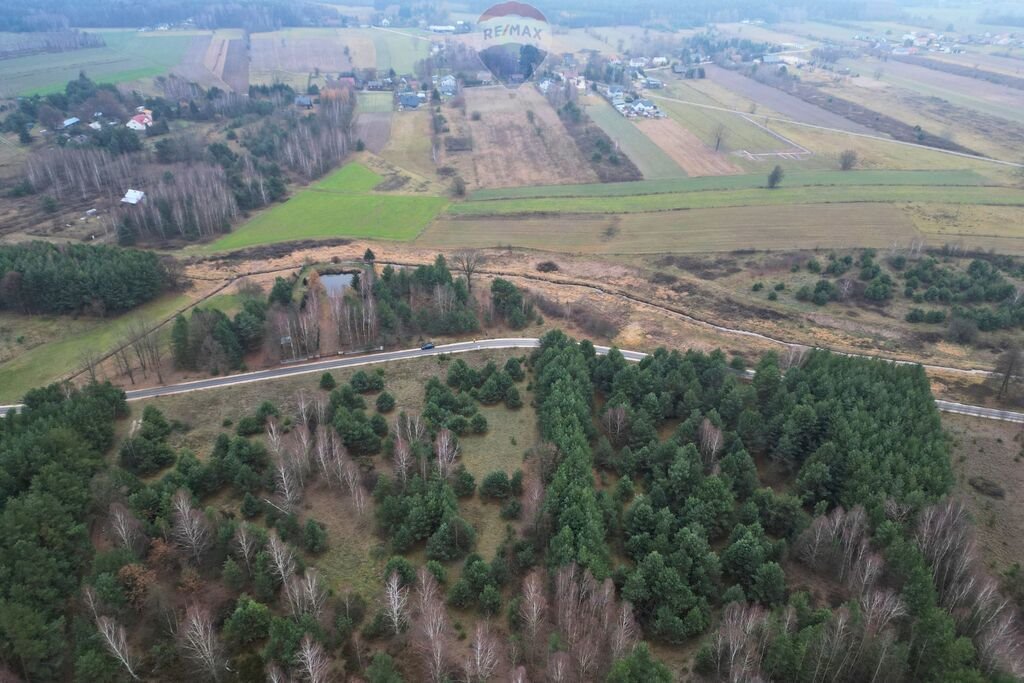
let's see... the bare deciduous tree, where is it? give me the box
[520,569,548,664]
[393,437,413,486]
[108,502,146,556]
[287,570,328,620]
[414,569,451,683]
[435,428,459,480]
[267,533,297,608]
[234,522,260,574]
[452,249,486,293]
[601,405,628,445]
[178,605,226,681]
[712,122,727,152]
[384,572,409,635]
[464,621,501,682]
[96,616,141,680]
[698,418,723,469]
[297,636,331,683]
[171,490,211,564]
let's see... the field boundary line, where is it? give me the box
[649,94,1024,168]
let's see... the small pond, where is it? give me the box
[320,273,354,295]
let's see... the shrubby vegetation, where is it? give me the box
[3,324,1019,680]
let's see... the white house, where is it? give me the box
[121,189,145,205]
[126,113,153,130]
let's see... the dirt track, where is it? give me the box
[636,118,742,176]
[171,35,232,91]
[221,39,250,94]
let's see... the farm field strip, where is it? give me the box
[0,31,195,96]
[657,84,786,154]
[204,162,447,250]
[357,92,394,113]
[703,64,876,135]
[449,184,1024,217]
[583,98,687,179]
[367,27,430,74]
[635,117,744,175]
[419,203,919,253]
[461,86,598,188]
[649,92,1024,169]
[466,169,995,200]
[843,58,1024,125]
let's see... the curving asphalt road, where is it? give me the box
[1,338,1021,424]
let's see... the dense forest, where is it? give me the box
[0,241,168,315]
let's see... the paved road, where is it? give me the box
[2,338,1021,424]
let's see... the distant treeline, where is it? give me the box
[463,0,896,27]
[0,0,335,31]
[0,29,103,59]
[0,242,167,315]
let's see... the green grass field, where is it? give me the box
[454,179,1021,217]
[357,91,394,113]
[467,169,993,201]
[658,82,786,153]
[368,28,430,74]
[206,163,447,250]
[584,98,686,179]
[0,293,191,403]
[0,31,195,96]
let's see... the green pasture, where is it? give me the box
[205,163,447,250]
[0,31,194,96]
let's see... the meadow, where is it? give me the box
[0,293,188,403]
[451,182,1023,217]
[418,202,919,253]
[0,30,195,96]
[133,348,532,596]
[205,163,447,251]
[468,168,992,201]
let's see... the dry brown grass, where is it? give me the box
[250,32,354,74]
[636,118,743,176]
[945,413,1024,571]
[461,87,598,189]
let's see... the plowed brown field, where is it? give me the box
[636,118,742,176]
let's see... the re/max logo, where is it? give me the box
[483,24,543,40]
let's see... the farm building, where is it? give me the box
[398,93,421,109]
[439,75,457,96]
[294,95,314,109]
[126,113,152,130]
[61,117,80,129]
[121,189,145,205]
